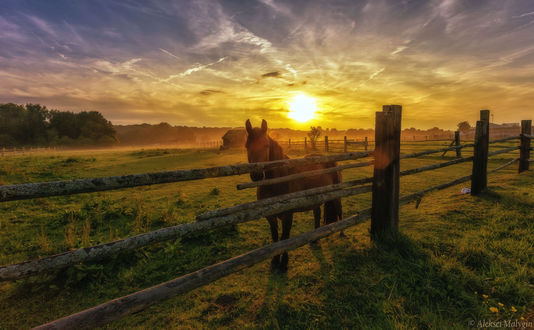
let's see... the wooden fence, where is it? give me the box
[0,106,531,329]
[282,136,369,153]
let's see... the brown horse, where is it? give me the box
[245,119,342,272]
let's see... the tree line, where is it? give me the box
[0,103,117,147]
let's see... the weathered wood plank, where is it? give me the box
[38,157,509,329]
[471,112,490,195]
[519,120,532,173]
[400,143,474,159]
[488,146,520,157]
[236,160,373,190]
[488,136,521,144]
[455,131,462,158]
[489,158,519,173]
[371,105,402,239]
[0,151,372,202]
[198,176,373,221]
[400,155,474,177]
[400,136,518,161]
[0,185,371,281]
[35,208,373,330]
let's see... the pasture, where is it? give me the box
[0,142,533,329]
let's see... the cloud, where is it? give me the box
[391,46,408,55]
[2,0,534,129]
[262,71,281,78]
[178,57,226,77]
[199,89,224,95]
[369,68,385,80]
[513,11,534,18]
[159,48,180,59]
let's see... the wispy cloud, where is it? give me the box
[369,68,385,80]
[513,11,534,18]
[1,0,534,128]
[178,57,226,77]
[159,48,179,60]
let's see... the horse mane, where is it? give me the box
[268,136,288,161]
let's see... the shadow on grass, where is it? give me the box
[256,231,525,329]
[315,233,485,329]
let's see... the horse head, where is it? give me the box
[245,119,270,181]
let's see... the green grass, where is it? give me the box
[0,142,532,329]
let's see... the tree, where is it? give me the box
[308,126,321,150]
[457,121,471,132]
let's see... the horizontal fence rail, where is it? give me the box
[37,153,523,329]
[36,208,374,330]
[236,160,373,190]
[0,151,372,203]
[0,185,372,281]
[1,105,530,329]
[198,177,374,221]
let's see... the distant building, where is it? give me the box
[221,129,246,149]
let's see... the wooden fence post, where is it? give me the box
[304,137,307,152]
[344,136,347,153]
[364,136,368,151]
[288,138,291,149]
[325,136,329,152]
[519,120,532,173]
[471,110,490,195]
[371,105,402,240]
[455,131,462,158]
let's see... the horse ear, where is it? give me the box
[245,119,252,134]
[261,119,267,133]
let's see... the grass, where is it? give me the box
[0,142,532,329]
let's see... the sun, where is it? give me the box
[287,94,317,122]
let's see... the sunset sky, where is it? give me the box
[1,0,534,129]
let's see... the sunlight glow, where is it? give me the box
[287,94,317,122]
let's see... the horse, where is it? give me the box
[245,119,342,272]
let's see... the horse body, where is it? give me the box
[245,119,342,271]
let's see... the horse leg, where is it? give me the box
[313,207,321,229]
[267,216,280,270]
[279,213,293,272]
[336,198,346,237]
[310,207,321,246]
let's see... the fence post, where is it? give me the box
[519,120,532,173]
[455,131,462,158]
[471,110,490,195]
[343,136,347,153]
[371,105,402,240]
[288,138,291,149]
[304,137,307,152]
[364,136,368,151]
[325,136,329,152]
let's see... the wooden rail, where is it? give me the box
[0,151,372,202]
[2,143,517,281]
[0,185,371,281]
[37,154,522,329]
[35,208,374,330]
[1,106,530,329]
[197,176,374,221]
[519,121,532,173]
[236,160,373,190]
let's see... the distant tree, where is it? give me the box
[308,126,321,150]
[457,121,471,132]
[0,103,117,147]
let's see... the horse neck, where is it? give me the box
[268,137,288,161]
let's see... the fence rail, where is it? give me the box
[0,151,372,202]
[0,106,530,328]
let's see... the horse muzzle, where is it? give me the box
[250,171,265,182]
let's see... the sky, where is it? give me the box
[1,0,534,129]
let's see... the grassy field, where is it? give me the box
[0,141,533,329]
